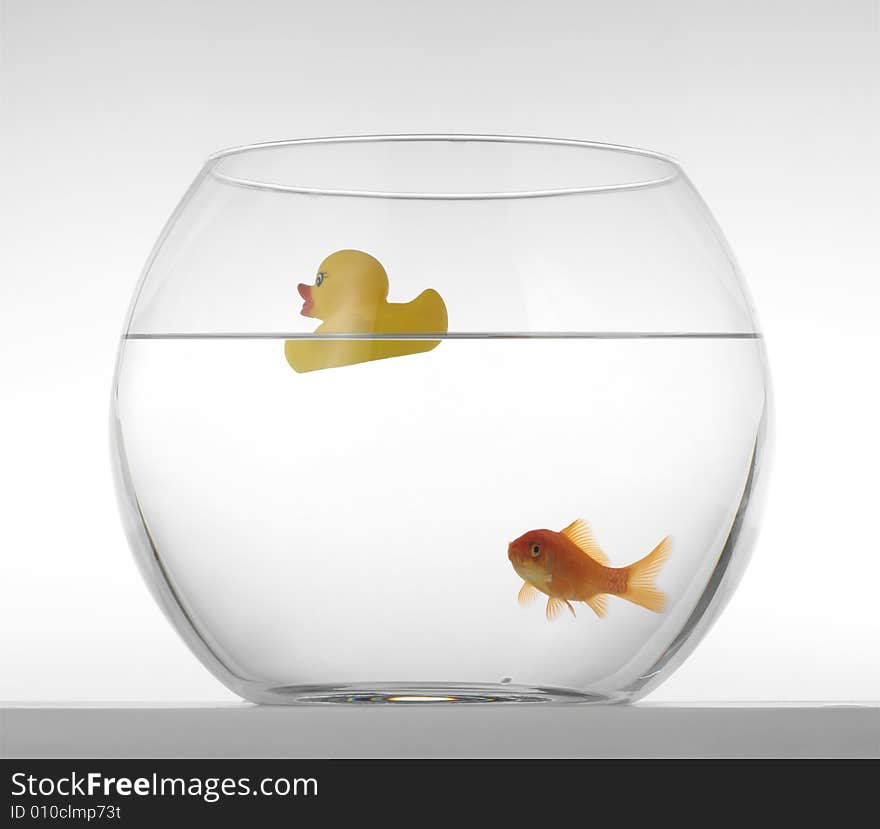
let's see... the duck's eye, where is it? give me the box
[316,272,325,287]
[531,545,541,557]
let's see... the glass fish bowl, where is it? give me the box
[111,135,772,704]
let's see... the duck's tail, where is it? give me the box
[409,288,448,334]
[620,536,671,613]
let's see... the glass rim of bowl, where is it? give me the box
[206,133,683,200]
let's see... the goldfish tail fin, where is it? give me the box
[621,536,671,613]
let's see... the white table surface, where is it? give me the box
[2,703,878,759]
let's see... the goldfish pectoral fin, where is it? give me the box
[546,597,569,622]
[584,594,608,618]
[517,581,539,607]
[560,518,610,566]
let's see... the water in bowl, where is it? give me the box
[114,332,767,703]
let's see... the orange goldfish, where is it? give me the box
[507,519,671,621]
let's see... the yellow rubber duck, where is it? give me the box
[284,250,448,373]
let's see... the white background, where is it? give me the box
[1,0,877,702]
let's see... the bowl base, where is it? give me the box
[238,682,625,705]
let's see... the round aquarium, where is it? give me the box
[111,135,772,704]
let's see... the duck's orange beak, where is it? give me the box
[297,283,314,317]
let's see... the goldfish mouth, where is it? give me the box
[297,283,314,317]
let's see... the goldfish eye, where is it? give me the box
[531,544,541,557]
[315,272,325,287]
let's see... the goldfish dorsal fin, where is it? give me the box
[517,581,539,607]
[561,519,610,566]
[584,594,608,618]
